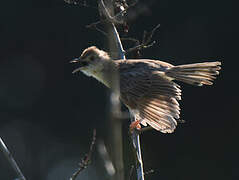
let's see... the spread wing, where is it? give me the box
[116,60,181,133]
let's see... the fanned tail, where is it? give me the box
[166,61,221,86]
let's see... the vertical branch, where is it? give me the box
[99,1,145,180]
[0,137,26,180]
[130,126,144,180]
[110,18,145,180]
[111,24,125,59]
[111,18,145,180]
[112,22,145,180]
[99,1,125,180]
[109,21,126,180]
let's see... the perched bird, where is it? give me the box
[71,46,221,133]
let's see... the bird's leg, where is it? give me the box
[129,119,141,133]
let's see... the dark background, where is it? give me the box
[0,0,237,179]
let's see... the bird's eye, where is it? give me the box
[90,56,95,61]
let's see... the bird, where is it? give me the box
[71,46,221,133]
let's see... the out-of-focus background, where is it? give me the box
[0,0,237,179]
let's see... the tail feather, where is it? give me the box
[166,61,221,86]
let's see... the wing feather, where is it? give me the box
[117,60,181,133]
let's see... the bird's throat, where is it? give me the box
[81,61,117,88]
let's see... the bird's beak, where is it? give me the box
[70,57,88,74]
[70,57,80,64]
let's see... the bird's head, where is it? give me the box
[70,46,110,75]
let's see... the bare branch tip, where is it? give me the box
[69,129,97,180]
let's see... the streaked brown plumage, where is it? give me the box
[71,46,221,133]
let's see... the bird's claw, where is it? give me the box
[129,120,141,133]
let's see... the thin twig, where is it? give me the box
[125,24,160,54]
[0,137,26,180]
[69,129,96,180]
[121,37,140,44]
[86,0,137,28]
[88,24,108,37]
[64,0,97,9]
[95,26,108,36]
[144,24,160,44]
[125,41,156,54]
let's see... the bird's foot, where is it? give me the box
[129,120,141,133]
